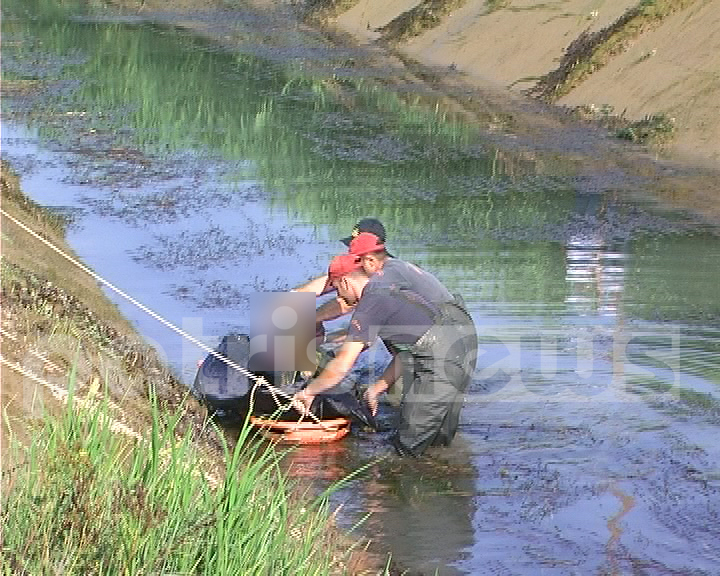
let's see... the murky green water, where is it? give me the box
[3,1,720,574]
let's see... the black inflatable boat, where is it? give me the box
[192,333,375,428]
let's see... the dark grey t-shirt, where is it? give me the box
[346,259,454,348]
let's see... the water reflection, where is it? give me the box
[564,194,626,317]
[281,441,351,482]
[360,445,477,576]
[280,436,478,576]
[564,241,626,317]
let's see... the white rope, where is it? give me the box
[0,355,221,488]
[0,355,142,440]
[1,208,326,425]
[0,326,65,374]
[1,324,128,418]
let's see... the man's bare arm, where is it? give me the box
[292,274,329,296]
[292,340,366,413]
[315,297,354,323]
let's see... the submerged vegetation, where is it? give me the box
[528,0,697,102]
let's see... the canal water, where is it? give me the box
[2,1,720,574]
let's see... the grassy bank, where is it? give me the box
[1,373,352,574]
[0,161,384,574]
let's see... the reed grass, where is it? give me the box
[1,369,355,575]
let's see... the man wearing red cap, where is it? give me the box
[292,219,391,342]
[293,242,477,457]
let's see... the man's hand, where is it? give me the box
[291,389,315,416]
[363,384,382,416]
[335,296,354,315]
[362,356,400,416]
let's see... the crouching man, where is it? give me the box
[292,240,477,457]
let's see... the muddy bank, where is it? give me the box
[0,160,222,467]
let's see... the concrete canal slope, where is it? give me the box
[328,0,720,171]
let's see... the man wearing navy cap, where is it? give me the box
[339,217,388,248]
[293,218,389,297]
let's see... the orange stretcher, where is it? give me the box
[249,416,351,444]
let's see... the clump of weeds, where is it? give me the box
[565,104,676,146]
[528,0,697,101]
[616,113,675,144]
[378,0,470,43]
[300,0,362,22]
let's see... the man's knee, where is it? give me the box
[395,385,461,456]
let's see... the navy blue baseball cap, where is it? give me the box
[341,218,387,246]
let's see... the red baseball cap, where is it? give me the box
[349,232,386,256]
[322,253,362,294]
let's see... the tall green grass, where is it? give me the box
[1,368,357,575]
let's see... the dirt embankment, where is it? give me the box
[105,0,719,222]
[325,0,720,171]
[97,0,720,171]
[0,160,224,470]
